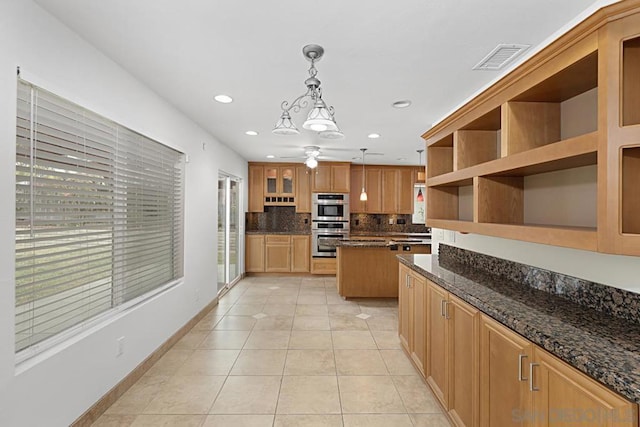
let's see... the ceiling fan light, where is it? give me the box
[273,111,300,135]
[305,157,318,169]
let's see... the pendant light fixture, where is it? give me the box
[416,149,426,183]
[273,45,344,140]
[360,148,368,202]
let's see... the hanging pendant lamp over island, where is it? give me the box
[360,148,368,201]
[272,44,344,140]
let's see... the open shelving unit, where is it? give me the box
[424,1,640,255]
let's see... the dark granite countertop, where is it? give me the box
[350,232,431,238]
[398,253,640,404]
[337,239,432,248]
[245,231,311,235]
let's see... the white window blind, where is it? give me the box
[15,79,185,355]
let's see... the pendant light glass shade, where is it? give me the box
[273,111,300,135]
[303,99,335,131]
[416,188,424,202]
[360,188,368,201]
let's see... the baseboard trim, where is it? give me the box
[70,298,218,427]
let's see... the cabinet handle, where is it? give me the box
[529,363,539,392]
[444,301,450,319]
[440,299,446,317]
[518,354,528,381]
[406,274,410,288]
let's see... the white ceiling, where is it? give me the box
[35,0,603,166]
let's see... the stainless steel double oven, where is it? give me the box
[311,193,349,258]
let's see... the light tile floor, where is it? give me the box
[93,276,451,427]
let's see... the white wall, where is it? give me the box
[0,1,247,425]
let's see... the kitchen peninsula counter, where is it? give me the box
[398,250,640,405]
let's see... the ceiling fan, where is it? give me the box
[278,145,334,168]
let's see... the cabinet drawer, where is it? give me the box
[265,235,291,244]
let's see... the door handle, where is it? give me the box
[529,363,539,391]
[518,354,528,381]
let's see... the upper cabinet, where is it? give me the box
[248,164,265,213]
[351,165,418,214]
[311,162,351,193]
[423,1,640,256]
[248,162,312,212]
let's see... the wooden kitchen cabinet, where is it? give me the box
[246,234,310,273]
[448,295,480,427]
[401,267,637,427]
[398,167,414,213]
[480,315,532,427]
[398,264,427,375]
[532,347,637,427]
[291,235,310,272]
[248,165,264,213]
[427,280,449,407]
[427,279,480,427]
[295,166,312,213]
[351,167,382,213]
[312,162,351,193]
[245,234,265,272]
[264,166,295,197]
[265,235,291,272]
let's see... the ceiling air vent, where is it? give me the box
[473,44,530,71]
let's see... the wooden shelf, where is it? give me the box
[427,219,597,251]
[428,132,597,187]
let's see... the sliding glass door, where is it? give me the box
[218,173,242,295]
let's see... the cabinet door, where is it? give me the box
[382,169,398,213]
[532,347,637,427]
[265,235,291,272]
[248,165,264,213]
[411,272,427,376]
[295,166,312,213]
[264,166,279,196]
[480,315,532,427]
[245,235,265,272]
[427,280,449,408]
[366,168,383,213]
[600,13,640,256]
[280,166,295,196]
[449,295,480,427]
[331,164,351,193]
[398,265,412,354]
[312,164,331,192]
[397,168,414,214]
[290,235,310,272]
[350,167,365,213]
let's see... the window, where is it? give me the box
[15,79,185,356]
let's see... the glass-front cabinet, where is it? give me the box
[263,165,296,206]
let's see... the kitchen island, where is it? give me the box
[335,238,431,298]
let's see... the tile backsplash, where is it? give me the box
[438,244,640,324]
[350,213,429,234]
[245,207,311,233]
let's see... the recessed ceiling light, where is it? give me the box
[266,155,275,159]
[367,133,380,139]
[397,157,406,161]
[245,131,258,136]
[214,94,233,104]
[392,100,412,109]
